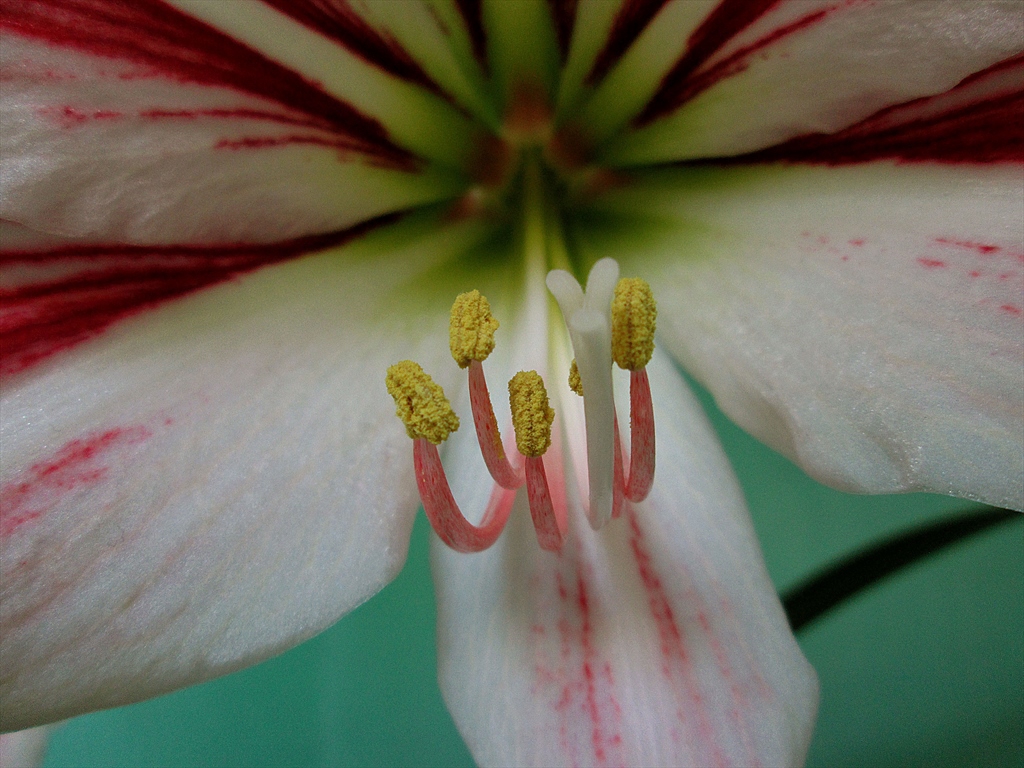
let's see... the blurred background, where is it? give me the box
[43,375,1023,768]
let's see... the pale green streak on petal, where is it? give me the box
[567,166,745,271]
[353,1,497,129]
[575,1,715,146]
[484,0,561,105]
[170,0,479,170]
[600,86,737,167]
[426,0,501,126]
[552,0,620,122]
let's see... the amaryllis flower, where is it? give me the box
[1,1,1021,766]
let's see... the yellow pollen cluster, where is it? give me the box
[385,360,460,444]
[508,370,554,458]
[611,277,657,371]
[568,358,583,396]
[449,290,499,368]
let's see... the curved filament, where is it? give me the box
[625,368,655,501]
[469,360,523,489]
[414,439,516,553]
[525,455,566,552]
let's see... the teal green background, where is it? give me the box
[44,378,1023,768]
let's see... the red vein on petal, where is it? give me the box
[632,0,783,125]
[259,0,447,99]
[586,0,670,87]
[691,52,1024,165]
[552,559,625,768]
[0,0,416,169]
[639,0,864,125]
[547,0,579,63]
[627,507,726,768]
[0,425,153,537]
[0,214,401,378]
[454,0,488,74]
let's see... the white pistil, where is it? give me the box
[546,258,620,529]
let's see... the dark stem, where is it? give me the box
[783,507,1020,632]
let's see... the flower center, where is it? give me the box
[383,86,657,554]
[385,255,657,553]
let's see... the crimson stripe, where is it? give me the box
[547,0,579,62]
[454,0,488,73]
[0,214,402,379]
[258,0,445,98]
[0,0,416,169]
[633,0,782,125]
[586,0,670,86]
[693,54,1024,166]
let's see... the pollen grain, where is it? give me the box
[449,290,499,368]
[611,277,656,371]
[568,358,583,396]
[508,370,554,458]
[385,360,459,444]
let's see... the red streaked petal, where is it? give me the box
[433,352,817,767]
[588,161,1024,509]
[547,0,579,63]
[0,214,492,731]
[259,0,445,98]
[585,0,671,86]
[0,0,412,166]
[0,33,464,244]
[604,0,1024,165]
[713,53,1024,166]
[454,0,488,74]
[0,215,398,378]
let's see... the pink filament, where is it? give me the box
[413,438,515,553]
[525,455,566,552]
[626,369,655,501]
[468,360,523,489]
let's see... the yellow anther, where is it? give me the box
[611,277,657,371]
[568,358,583,396]
[449,290,499,368]
[508,370,554,458]
[385,360,460,444]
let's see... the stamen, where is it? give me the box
[509,371,564,551]
[385,361,459,444]
[449,290,522,489]
[387,361,515,553]
[611,278,656,371]
[449,290,499,368]
[611,277,656,502]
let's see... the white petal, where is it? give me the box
[0,7,464,244]
[434,351,817,767]
[602,0,1024,165]
[0,215,492,730]
[578,163,1024,509]
[0,727,50,768]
